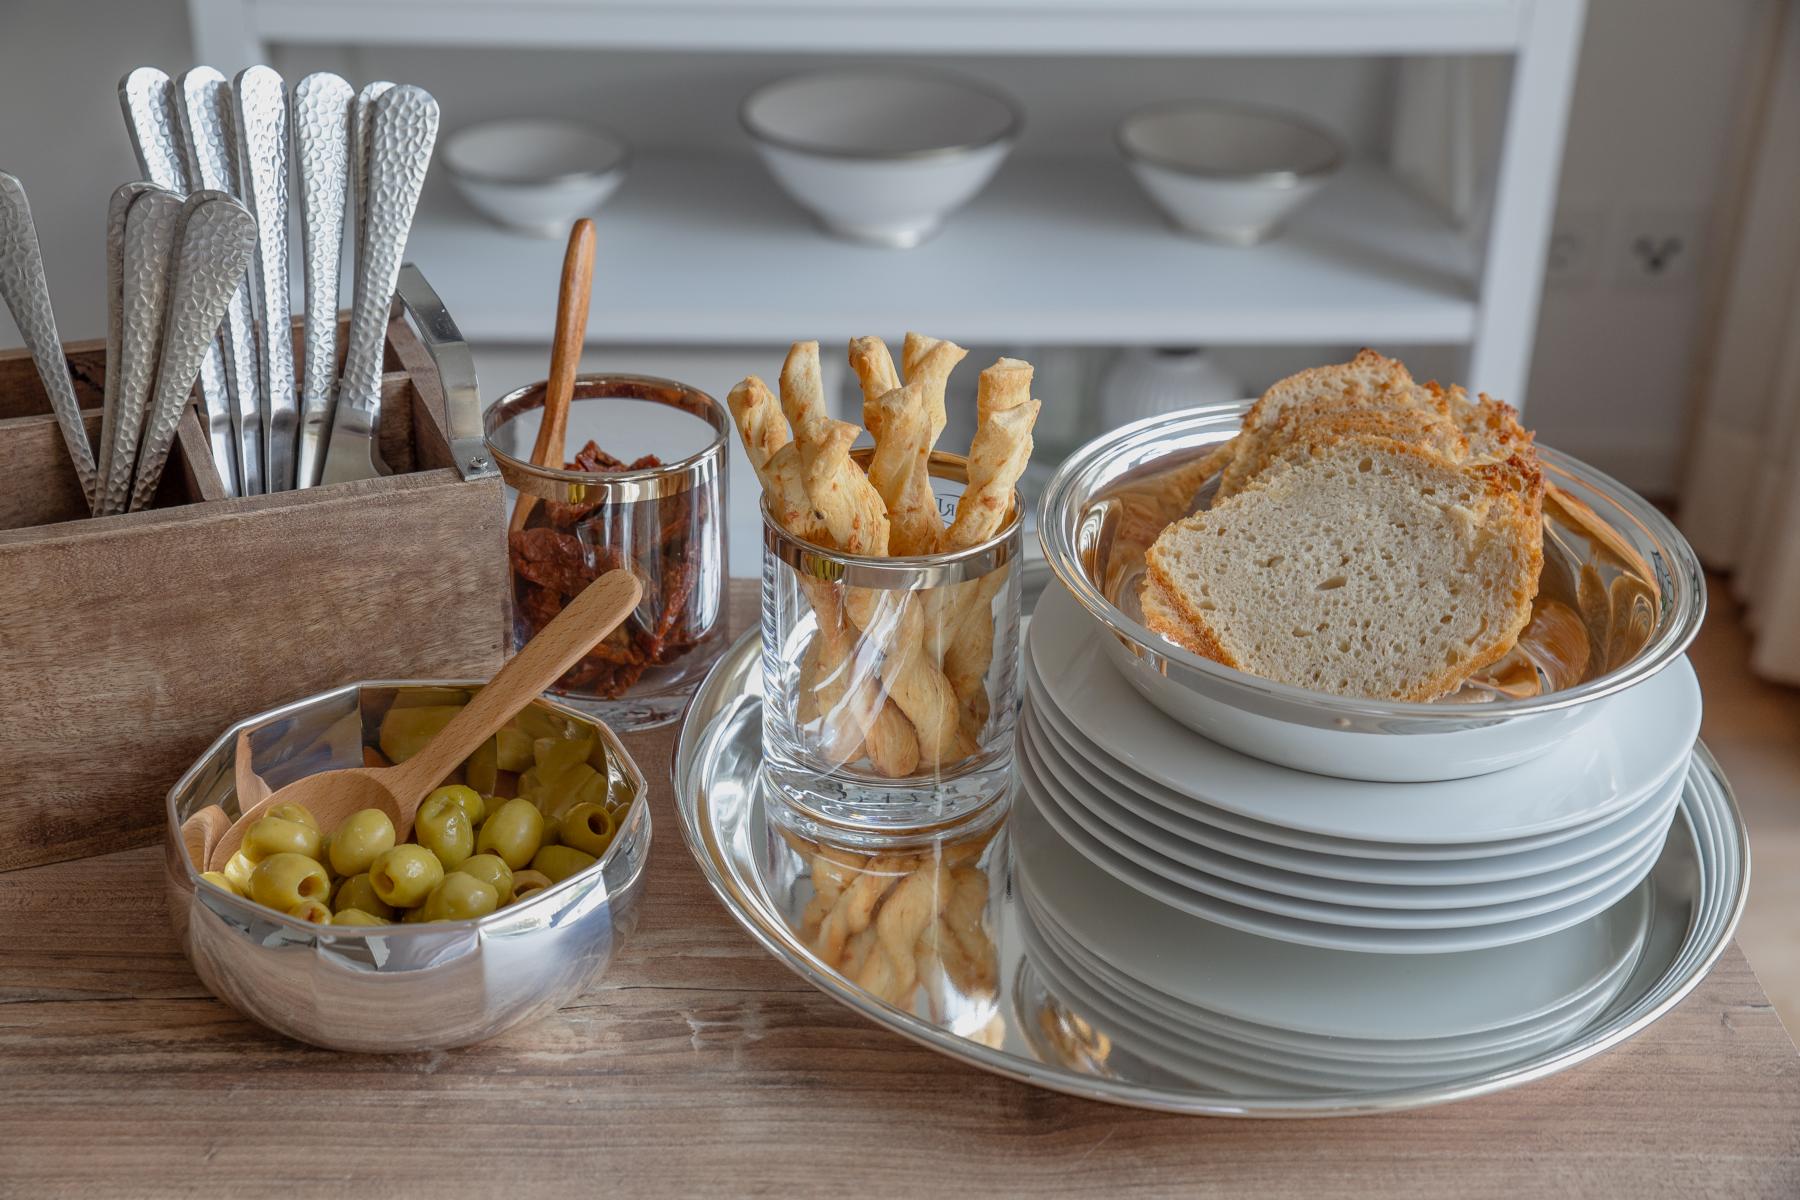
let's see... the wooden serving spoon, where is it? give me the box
[509,218,596,533]
[207,568,641,871]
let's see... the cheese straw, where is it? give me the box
[849,335,901,436]
[868,383,933,555]
[727,375,791,483]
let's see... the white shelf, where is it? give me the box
[404,155,1479,348]
[235,0,1528,56]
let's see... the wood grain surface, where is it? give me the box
[2,584,1797,1199]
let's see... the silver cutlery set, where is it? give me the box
[0,65,438,518]
[120,65,440,499]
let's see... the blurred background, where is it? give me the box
[2,0,1796,1025]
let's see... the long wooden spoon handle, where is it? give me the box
[388,568,642,811]
[509,218,595,533]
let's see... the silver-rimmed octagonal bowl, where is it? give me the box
[164,681,651,1053]
[1039,403,1706,782]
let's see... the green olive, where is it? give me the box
[222,850,257,894]
[330,908,389,927]
[558,802,617,856]
[243,815,323,863]
[476,798,544,870]
[453,854,514,903]
[401,905,431,923]
[332,872,396,920]
[368,844,444,908]
[529,844,597,884]
[508,869,553,904]
[287,898,334,924]
[249,852,330,912]
[420,873,499,922]
[199,870,238,896]
[415,793,475,870]
[266,802,320,833]
[328,808,396,876]
[430,784,485,826]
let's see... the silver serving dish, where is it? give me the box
[1038,403,1707,781]
[673,609,1748,1116]
[164,681,651,1053]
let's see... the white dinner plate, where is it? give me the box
[1020,729,1670,946]
[1024,673,1691,883]
[1021,886,1645,1065]
[1022,704,1683,909]
[1028,582,1702,846]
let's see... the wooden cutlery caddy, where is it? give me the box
[0,296,507,871]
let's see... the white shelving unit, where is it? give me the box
[187,0,1585,409]
[403,158,1479,347]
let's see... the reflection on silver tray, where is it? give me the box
[674,598,1749,1117]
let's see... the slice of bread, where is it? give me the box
[1218,350,1443,499]
[1143,435,1544,701]
[1251,406,1468,483]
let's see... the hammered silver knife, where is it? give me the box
[322,84,437,486]
[291,72,354,489]
[130,191,257,512]
[176,65,262,496]
[121,66,239,497]
[94,180,156,514]
[0,171,97,504]
[96,186,182,517]
[232,65,297,492]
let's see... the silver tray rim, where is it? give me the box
[673,622,1750,1118]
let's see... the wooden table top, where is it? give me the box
[4,591,1798,1198]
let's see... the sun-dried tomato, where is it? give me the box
[511,438,715,699]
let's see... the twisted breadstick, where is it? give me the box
[843,589,969,768]
[849,335,900,436]
[727,375,791,483]
[778,339,831,432]
[798,416,890,556]
[889,333,967,554]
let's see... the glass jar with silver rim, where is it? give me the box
[485,374,730,730]
[761,450,1024,840]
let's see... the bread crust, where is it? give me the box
[1138,572,1240,669]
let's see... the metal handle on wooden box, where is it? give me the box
[394,263,495,483]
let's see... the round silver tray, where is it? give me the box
[673,569,1749,1117]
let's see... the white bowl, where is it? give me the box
[442,118,629,237]
[741,69,1020,248]
[1117,102,1343,244]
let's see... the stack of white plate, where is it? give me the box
[1022,584,1701,956]
[1010,777,1663,1090]
[1013,579,1705,1082]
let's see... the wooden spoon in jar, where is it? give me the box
[509,217,595,533]
[207,568,641,870]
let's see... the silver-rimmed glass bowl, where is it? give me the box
[1038,403,1706,782]
[164,681,651,1053]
